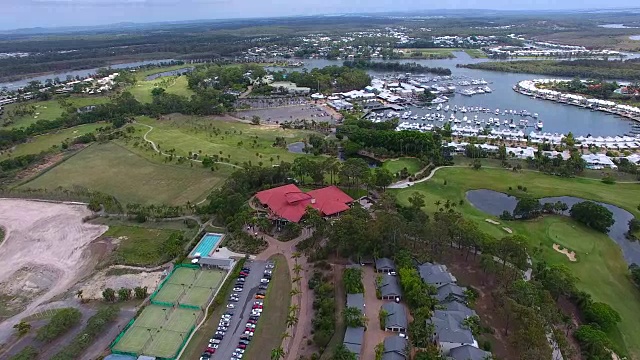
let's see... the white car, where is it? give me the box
[226,304,235,309]
[254,301,263,305]
[233,287,243,292]
[260,279,270,284]
[235,349,245,354]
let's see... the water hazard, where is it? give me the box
[465,189,639,264]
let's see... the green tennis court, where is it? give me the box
[194,269,224,289]
[153,283,183,304]
[135,305,169,328]
[166,308,198,333]
[145,329,185,358]
[112,326,152,354]
[180,287,212,308]
[167,267,199,285]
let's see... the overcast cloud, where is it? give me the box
[0,0,636,30]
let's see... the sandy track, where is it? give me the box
[0,199,108,344]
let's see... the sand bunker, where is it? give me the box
[553,244,577,262]
[502,227,513,234]
[0,199,107,342]
[485,219,500,225]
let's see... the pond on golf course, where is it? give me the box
[465,189,639,265]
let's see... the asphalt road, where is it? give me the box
[211,260,266,360]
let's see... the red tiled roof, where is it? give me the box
[255,184,354,223]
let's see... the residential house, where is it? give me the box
[347,293,365,314]
[343,326,365,358]
[375,258,396,273]
[382,302,408,332]
[419,263,456,286]
[443,301,476,318]
[435,283,467,303]
[448,345,492,360]
[379,274,402,300]
[429,310,476,354]
[382,336,408,360]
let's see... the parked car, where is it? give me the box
[258,284,268,290]
[255,295,265,299]
[238,344,247,349]
[260,278,270,284]
[266,263,275,269]
[233,287,243,292]
[237,278,245,282]
[226,304,235,308]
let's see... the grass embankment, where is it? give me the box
[181,259,245,360]
[393,167,640,357]
[382,157,423,175]
[1,96,110,130]
[19,141,229,205]
[0,123,105,160]
[100,225,186,266]
[396,48,456,58]
[129,75,194,103]
[245,254,292,359]
[464,49,487,58]
[135,114,318,164]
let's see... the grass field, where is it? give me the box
[134,114,320,165]
[396,48,457,58]
[244,255,291,360]
[19,141,230,205]
[129,75,194,103]
[464,49,488,58]
[1,96,110,130]
[393,167,640,357]
[0,123,105,160]
[382,157,423,175]
[101,225,184,266]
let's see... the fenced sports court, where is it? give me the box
[110,264,226,359]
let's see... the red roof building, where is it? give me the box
[255,184,354,223]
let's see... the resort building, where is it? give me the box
[254,184,354,223]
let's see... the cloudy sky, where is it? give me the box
[0,0,635,30]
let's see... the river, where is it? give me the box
[0,59,177,91]
[465,189,639,265]
[1,53,638,136]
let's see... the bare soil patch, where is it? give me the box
[0,199,108,343]
[78,267,164,300]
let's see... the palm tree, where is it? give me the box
[75,290,83,300]
[290,288,302,297]
[286,314,298,328]
[289,304,300,315]
[281,331,291,340]
[292,263,303,275]
[434,200,441,208]
[271,347,285,360]
[292,275,302,283]
[291,251,301,261]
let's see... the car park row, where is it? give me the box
[199,261,275,360]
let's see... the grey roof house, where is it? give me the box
[448,344,492,360]
[375,257,396,273]
[419,263,456,286]
[436,283,467,303]
[343,326,365,357]
[382,336,408,360]
[443,301,476,318]
[347,293,365,314]
[382,302,408,332]
[379,274,402,300]
[429,310,476,353]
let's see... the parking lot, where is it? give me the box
[200,259,275,360]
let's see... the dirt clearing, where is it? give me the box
[0,199,107,344]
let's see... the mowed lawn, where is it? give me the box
[101,225,184,266]
[1,96,110,129]
[129,75,194,103]
[382,157,423,175]
[244,254,291,360]
[19,142,230,205]
[135,115,319,164]
[393,167,640,357]
[0,123,106,160]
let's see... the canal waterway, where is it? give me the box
[465,189,639,265]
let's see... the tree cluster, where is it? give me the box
[342,60,452,76]
[271,66,371,93]
[569,201,615,233]
[308,270,335,349]
[35,308,82,343]
[343,268,364,294]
